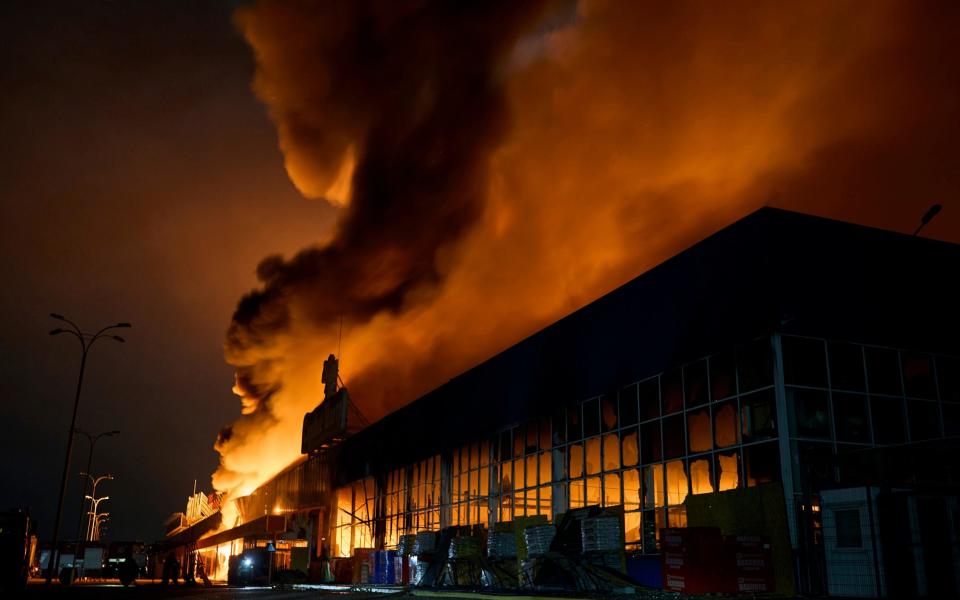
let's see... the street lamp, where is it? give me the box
[80,474,114,540]
[73,431,118,551]
[85,496,109,542]
[45,314,130,584]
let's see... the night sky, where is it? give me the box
[2,0,958,543]
[0,1,335,541]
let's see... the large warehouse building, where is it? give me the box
[161,207,959,597]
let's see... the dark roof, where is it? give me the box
[337,207,960,482]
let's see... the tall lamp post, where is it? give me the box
[85,496,109,541]
[45,314,130,584]
[73,430,118,571]
[80,474,114,540]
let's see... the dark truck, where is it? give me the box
[0,508,36,592]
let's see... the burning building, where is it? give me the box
[160,208,959,596]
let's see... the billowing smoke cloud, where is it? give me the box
[215,0,550,494]
[215,0,960,497]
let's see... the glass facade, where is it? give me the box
[780,335,959,491]
[327,335,957,556]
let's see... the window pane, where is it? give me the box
[499,430,511,461]
[668,506,687,528]
[639,377,660,421]
[641,420,662,464]
[619,383,639,426]
[585,437,601,475]
[539,418,551,451]
[569,443,584,478]
[710,351,737,401]
[642,464,664,508]
[538,452,551,486]
[526,422,538,455]
[829,342,866,391]
[662,414,685,459]
[902,352,936,399]
[603,473,621,506]
[569,479,585,509]
[662,368,684,414]
[865,347,902,396]
[586,476,602,505]
[797,442,834,489]
[744,442,781,486]
[790,388,831,438]
[622,427,639,466]
[552,411,566,445]
[833,392,871,443]
[782,336,828,387]
[908,400,941,441]
[687,407,712,453]
[625,512,641,545]
[526,455,537,488]
[584,398,601,437]
[937,355,960,403]
[623,469,640,511]
[538,486,551,518]
[871,397,906,444]
[689,458,714,495]
[739,337,774,392]
[716,451,740,491]
[514,425,525,458]
[741,389,777,442]
[684,360,709,407]
[713,400,739,448]
[602,394,618,431]
[567,405,582,441]
[665,460,688,505]
[603,433,620,471]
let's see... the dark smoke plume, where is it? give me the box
[216,1,548,491]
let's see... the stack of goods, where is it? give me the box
[412,531,437,555]
[486,531,517,559]
[442,535,483,586]
[397,534,416,556]
[448,536,481,559]
[520,524,556,587]
[581,516,622,551]
[523,524,556,557]
[581,515,625,572]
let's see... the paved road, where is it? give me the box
[19,582,398,599]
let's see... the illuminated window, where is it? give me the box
[603,472,621,506]
[621,428,639,466]
[689,458,714,495]
[602,433,620,471]
[642,464,664,509]
[622,469,640,511]
[687,408,711,453]
[716,451,739,491]
[665,460,688,506]
[713,401,738,448]
[586,475,602,505]
[569,479,585,508]
[569,443,584,478]
[585,437,601,475]
[625,512,641,547]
